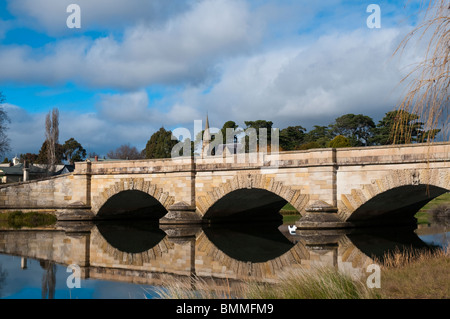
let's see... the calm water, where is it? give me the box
[0,218,448,299]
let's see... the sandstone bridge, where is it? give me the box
[0,142,448,229]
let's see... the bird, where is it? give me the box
[288,225,297,234]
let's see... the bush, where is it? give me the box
[6,211,56,228]
[328,135,351,148]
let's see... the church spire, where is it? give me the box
[204,112,211,141]
[202,113,211,157]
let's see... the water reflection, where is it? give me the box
[0,218,447,299]
[202,222,295,263]
[96,221,166,254]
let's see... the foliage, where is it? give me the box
[19,153,39,164]
[107,143,142,160]
[297,141,321,150]
[220,121,241,144]
[370,110,440,145]
[0,92,10,158]
[304,125,332,147]
[5,211,57,229]
[243,120,274,152]
[330,114,375,146]
[35,140,64,165]
[328,135,351,148]
[143,127,179,159]
[62,137,86,164]
[280,126,306,151]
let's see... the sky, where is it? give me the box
[0,0,429,158]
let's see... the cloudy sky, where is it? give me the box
[0,0,428,158]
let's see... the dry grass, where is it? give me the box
[376,247,450,299]
[243,267,380,299]
[152,267,381,300]
[153,248,449,300]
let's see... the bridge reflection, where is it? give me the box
[0,219,444,297]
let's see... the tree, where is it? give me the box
[370,110,440,145]
[0,92,10,158]
[330,114,375,146]
[394,0,449,142]
[143,127,179,159]
[220,121,241,144]
[280,126,306,150]
[107,143,142,160]
[297,141,321,150]
[304,125,332,147]
[19,153,39,164]
[35,140,64,165]
[45,108,59,174]
[243,120,274,152]
[2,157,10,164]
[62,138,86,164]
[328,135,351,148]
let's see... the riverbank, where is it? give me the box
[155,247,449,299]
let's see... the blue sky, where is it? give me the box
[0,0,427,158]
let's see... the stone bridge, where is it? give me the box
[0,142,448,229]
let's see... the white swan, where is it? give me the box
[288,225,297,234]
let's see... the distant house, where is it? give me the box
[0,163,47,184]
[55,164,75,175]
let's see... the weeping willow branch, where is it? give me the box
[394,0,449,144]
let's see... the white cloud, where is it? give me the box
[7,0,192,35]
[0,0,261,89]
[169,27,422,129]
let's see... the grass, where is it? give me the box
[280,203,301,224]
[377,247,449,299]
[415,192,450,225]
[0,211,57,229]
[154,247,449,300]
[244,267,381,299]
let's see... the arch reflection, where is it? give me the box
[202,222,295,263]
[96,221,166,254]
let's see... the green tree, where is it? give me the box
[280,126,306,151]
[143,127,179,159]
[304,125,332,147]
[35,141,64,165]
[243,120,274,152]
[330,114,375,146]
[297,141,321,150]
[370,110,440,145]
[0,92,10,158]
[220,121,241,144]
[62,138,86,164]
[328,135,351,148]
[2,157,10,164]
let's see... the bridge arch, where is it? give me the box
[197,173,309,222]
[91,178,175,219]
[338,169,449,224]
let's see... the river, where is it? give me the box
[0,216,448,299]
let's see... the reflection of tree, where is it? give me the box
[40,261,56,299]
[0,264,7,298]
